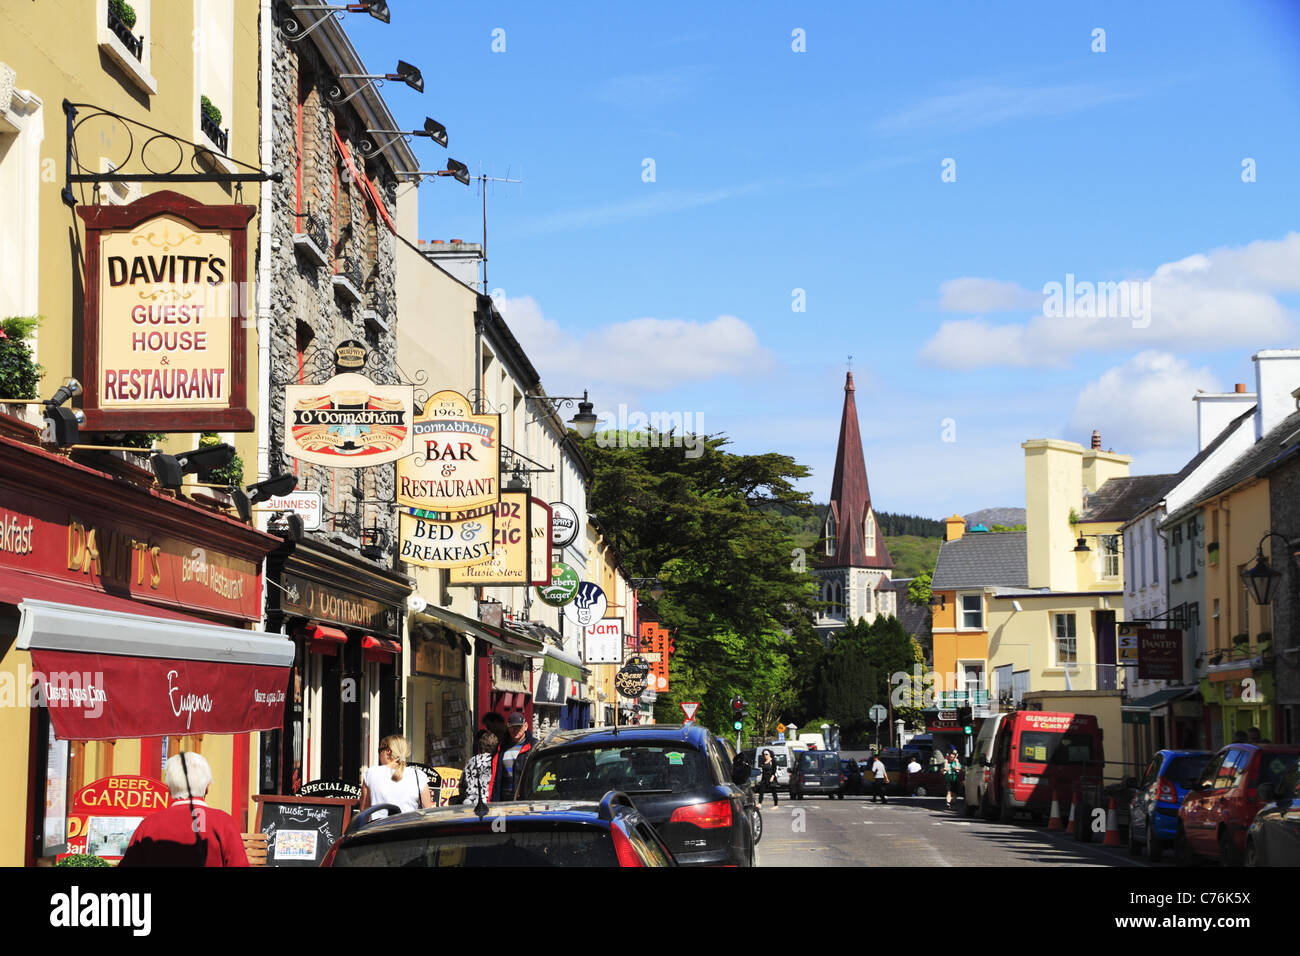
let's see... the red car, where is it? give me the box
[1176,743,1300,866]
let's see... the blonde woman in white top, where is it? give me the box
[360,735,434,819]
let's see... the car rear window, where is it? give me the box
[1165,754,1212,788]
[333,825,619,867]
[1018,732,1095,764]
[1259,751,1300,787]
[521,744,710,798]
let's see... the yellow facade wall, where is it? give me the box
[1200,480,1271,659]
[987,595,1115,693]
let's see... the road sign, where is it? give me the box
[680,702,699,721]
[777,723,786,734]
[869,704,887,722]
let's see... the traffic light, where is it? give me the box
[731,696,743,731]
[958,706,973,735]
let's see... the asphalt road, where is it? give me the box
[754,794,1169,867]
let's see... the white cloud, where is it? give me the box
[920,233,1300,369]
[509,184,763,239]
[938,277,1044,313]
[494,295,775,393]
[875,82,1137,136]
[1068,352,1221,452]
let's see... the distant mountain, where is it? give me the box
[965,507,1026,529]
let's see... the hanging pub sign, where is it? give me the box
[284,344,414,468]
[615,663,648,700]
[398,509,496,570]
[536,561,579,607]
[563,582,607,629]
[550,502,579,548]
[448,491,531,585]
[1137,628,1183,681]
[77,191,256,431]
[398,390,500,512]
[530,498,553,586]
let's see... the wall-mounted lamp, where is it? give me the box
[525,390,599,438]
[1240,531,1300,607]
[0,378,86,446]
[329,60,423,105]
[361,116,448,157]
[282,2,390,43]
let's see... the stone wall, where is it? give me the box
[266,12,400,561]
[1268,454,1300,718]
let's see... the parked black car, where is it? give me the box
[514,724,755,866]
[322,790,676,867]
[1246,754,1300,867]
[716,735,762,845]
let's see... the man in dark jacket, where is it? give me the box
[490,711,536,801]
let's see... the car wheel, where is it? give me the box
[915,785,927,797]
[1174,824,1195,867]
[1218,827,1242,867]
[999,796,1015,823]
[751,808,763,845]
[965,800,976,818]
[836,791,844,800]
[1146,825,1163,863]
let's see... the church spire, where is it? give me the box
[825,371,892,569]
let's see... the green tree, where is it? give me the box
[907,570,933,607]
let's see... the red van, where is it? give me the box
[984,711,1104,823]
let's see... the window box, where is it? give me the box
[293,210,330,267]
[97,0,156,96]
[199,98,228,155]
[1207,542,1220,565]
[332,255,364,305]
[360,289,390,334]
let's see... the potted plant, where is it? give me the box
[199,432,244,488]
[1207,541,1220,564]
[108,0,137,30]
[200,95,222,129]
[0,317,43,424]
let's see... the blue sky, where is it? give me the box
[351,1,1300,516]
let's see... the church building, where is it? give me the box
[815,372,895,639]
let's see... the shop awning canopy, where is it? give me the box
[17,598,293,741]
[542,643,587,681]
[1122,687,1199,712]
[415,605,544,656]
[362,635,401,661]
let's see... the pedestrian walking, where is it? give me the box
[870,751,889,804]
[461,730,499,809]
[942,747,962,809]
[360,734,435,819]
[490,711,536,802]
[119,752,248,867]
[757,749,779,807]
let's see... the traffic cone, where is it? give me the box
[1047,795,1063,830]
[1102,798,1121,846]
[1066,792,1078,838]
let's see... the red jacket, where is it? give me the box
[119,799,249,867]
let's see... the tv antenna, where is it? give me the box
[476,164,522,294]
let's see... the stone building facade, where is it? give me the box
[266,8,416,554]
[1265,449,1300,744]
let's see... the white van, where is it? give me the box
[748,743,800,789]
[964,712,1007,816]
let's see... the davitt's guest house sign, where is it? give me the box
[77,192,256,431]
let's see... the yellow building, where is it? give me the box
[1,1,276,865]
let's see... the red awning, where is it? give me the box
[28,648,288,741]
[15,598,293,742]
[362,635,401,662]
[308,624,347,655]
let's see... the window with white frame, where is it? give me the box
[97,0,156,96]
[864,510,876,556]
[1053,613,1077,666]
[194,0,234,158]
[825,512,837,556]
[1102,535,1120,578]
[1172,526,1182,579]
[960,593,983,630]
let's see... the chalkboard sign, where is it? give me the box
[252,795,357,867]
[298,779,363,801]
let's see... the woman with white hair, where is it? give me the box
[119,752,249,867]
[360,734,435,818]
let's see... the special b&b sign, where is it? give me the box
[78,192,255,431]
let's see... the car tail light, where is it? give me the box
[1156,778,1177,803]
[670,799,733,829]
[610,825,643,867]
[320,841,340,868]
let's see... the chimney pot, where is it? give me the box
[1235,383,1247,393]
[1091,429,1101,450]
[431,239,444,244]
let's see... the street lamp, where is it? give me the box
[281,2,391,43]
[629,577,665,600]
[396,158,470,186]
[360,116,448,157]
[1240,531,1300,606]
[525,390,600,439]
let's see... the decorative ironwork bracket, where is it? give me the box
[62,100,281,208]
